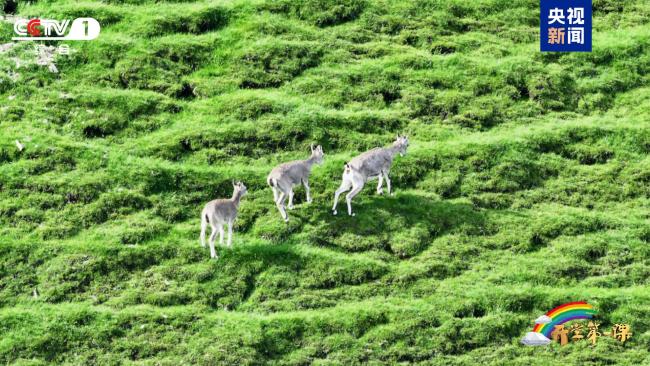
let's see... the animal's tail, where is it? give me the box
[200,211,208,247]
[344,162,353,174]
[267,175,277,187]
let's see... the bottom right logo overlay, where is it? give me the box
[521,301,632,346]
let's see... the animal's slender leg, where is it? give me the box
[303,178,312,203]
[376,174,384,195]
[227,219,233,247]
[332,179,352,215]
[209,225,217,247]
[200,214,207,247]
[219,224,225,246]
[288,189,295,210]
[272,186,279,203]
[209,226,218,259]
[276,191,288,222]
[383,171,392,195]
[346,182,364,216]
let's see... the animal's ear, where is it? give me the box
[232,180,236,187]
[310,143,314,152]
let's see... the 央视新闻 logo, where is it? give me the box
[540,0,592,52]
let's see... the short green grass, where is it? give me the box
[1,0,649,364]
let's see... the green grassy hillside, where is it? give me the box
[1,0,649,364]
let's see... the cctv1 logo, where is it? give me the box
[13,18,100,41]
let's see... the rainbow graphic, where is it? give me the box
[533,301,597,338]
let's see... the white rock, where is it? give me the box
[0,43,14,53]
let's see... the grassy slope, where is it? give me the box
[0,0,649,364]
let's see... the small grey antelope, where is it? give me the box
[200,181,248,259]
[267,144,324,222]
[332,135,409,216]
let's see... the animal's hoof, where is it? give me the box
[350,212,355,216]
[284,218,289,223]
[288,205,294,210]
[377,191,383,195]
[333,210,337,215]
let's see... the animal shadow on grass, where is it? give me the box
[311,192,487,256]
[200,243,303,309]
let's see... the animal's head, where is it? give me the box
[310,144,324,164]
[393,134,409,156]
[232,181,247,197]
